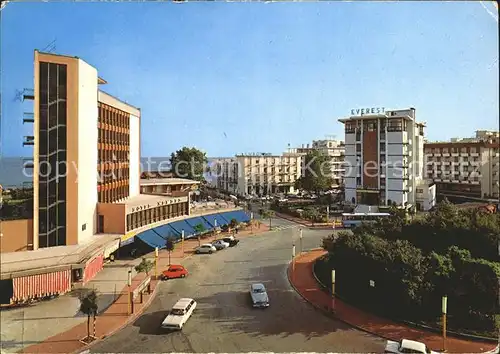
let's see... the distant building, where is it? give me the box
[212,152,303,196]
[424,130,499,200]
[338,107,434,211]
[291,136,345,189]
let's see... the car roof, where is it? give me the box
[173,298,194,309]
[251,283,266,290]
[201,243,212,247]
[401,339,426,352]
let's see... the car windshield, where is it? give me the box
[171,309,185,316]
[253,288,265,293]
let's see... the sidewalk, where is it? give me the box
[13,221,269,354]
[288,249,498,353]
[274,211,341,229]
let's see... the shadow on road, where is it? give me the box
[132,310,169,335]
[189,263,358,340]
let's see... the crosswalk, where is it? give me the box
[270,225,297,232]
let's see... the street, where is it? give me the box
[90,217,384,353]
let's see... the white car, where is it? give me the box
[195,244,217,254]
[212,239,230,250]
[385,339,438,354]
[161,298,197,330]
[249,283,269,308]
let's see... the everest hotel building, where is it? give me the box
[0,51,195,302]
[339,107,436,211]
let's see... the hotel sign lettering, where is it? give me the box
[351,107,385,116]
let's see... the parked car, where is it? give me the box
[222,237,239,247]
[385,339,437,354]
[161,265,188,280]
[195,244,217,254]
[249,283,269,308]
[161,298,197,330]
[212,239,230,250]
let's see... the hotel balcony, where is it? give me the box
[23,112,34,124]
[470,152,479,157]
[460,152,469,157]
[442,152,450,157]
[22,88,34,101]
[451,152,459,157]
[22,136,34,146]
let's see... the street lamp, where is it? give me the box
[181,230,185,257]
[331,269,336,312]
[292,243,296,281]
[299,228,303,254]
[154,247,159,280]
[442,295,447,352]
[127,269,132,315]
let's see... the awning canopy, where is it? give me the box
[185,216,213,231]
[167,220,196,238]
[203,213,229,228]
[221,210,250,223]
[135,229,167,249]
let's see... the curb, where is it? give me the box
[311,255,498,344]
[285,258,395,341]
[71,279,160,354]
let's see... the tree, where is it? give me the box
[165,238,175,265]
[259,209,275,229]
[169,147,208,181]
[135,257,154,276]
[295,150,333,195]
[193,223,206,246]
[229,218,238,230]
[79,290,98,341]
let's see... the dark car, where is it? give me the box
[222,237,239,247]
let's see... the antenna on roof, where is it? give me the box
[42,39,56,53]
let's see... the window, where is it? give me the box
[82,223,87,231]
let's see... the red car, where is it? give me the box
[161,265,189,280]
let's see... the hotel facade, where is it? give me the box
[291,137,345,189]
[339,107,435,211]
[1,51,192,253]
[424,130,499,200]
[212,153,303,196]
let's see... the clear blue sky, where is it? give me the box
[1,1,498,158]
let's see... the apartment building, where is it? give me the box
[424,130,499,200]
[339,107,435,210]
[213,153,303,196]
[293,136,345,188]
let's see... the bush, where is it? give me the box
[319,201,500,337]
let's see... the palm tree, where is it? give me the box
[79,290,98,341]
[165,238,175,265]
[193,223,205,246]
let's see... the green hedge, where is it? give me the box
[319,200,500,338]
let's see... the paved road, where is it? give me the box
[91,218,385,353]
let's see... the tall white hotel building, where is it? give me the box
[338,107,436,211]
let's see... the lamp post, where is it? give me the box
[292,243,296,281]
[442,295,447,352]
[181,230,185,257]
[154,247,159,280]
[127,270,132,315]
[214,219,217,240]
[299,228,303,254]
[331,269,336,312]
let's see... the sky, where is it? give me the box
[1,1,498,158]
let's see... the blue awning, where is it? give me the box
[154,224,180,238]
[221,210,250,223]
[185,216,213,231]
[135,229,167,249]
[168,220,196,238]
[203,213,229,228]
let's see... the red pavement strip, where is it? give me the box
[19,223,269,354]
[288,249,499,354]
